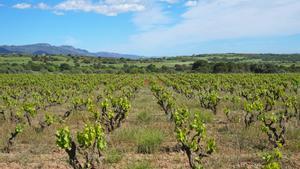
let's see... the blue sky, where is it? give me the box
[0,0,300,56]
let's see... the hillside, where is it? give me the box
[0,43,140,59]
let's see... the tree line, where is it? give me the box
[0,54,300,73]
[1,60,300,73]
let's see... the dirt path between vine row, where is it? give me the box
[102,87,189,169]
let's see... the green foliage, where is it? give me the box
[262,148,282,169]
[101,98,110,113]
[244,100,264,113]
[45,113,55,126]
[56,127,72,150]
[198,91,220,114]
[206,139,217,154]
[22,103,37,117]
[15,124,24,134]
[56,124,107,169]
[16,110,24,119]
[77,124,107,151]
[174,108,216,169]
[100,97,131,132]
[243,99,264,127]
[150,84,175,119]
[112,97,131,113]
[87,102,100,120]
[263,162,281,169]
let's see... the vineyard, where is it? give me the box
[0,74,299,169]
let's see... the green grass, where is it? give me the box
[104,148,123,164]
[112,127,139,143]
[136,128,164,154]
[197,111,213,123]
[112,127,165,154]
[136,112,152,125]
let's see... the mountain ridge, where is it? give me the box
[0,43,140,59]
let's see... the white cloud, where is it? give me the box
[36,2,50,10]
[160,0,179,4]
[118,0,300,55]
[133,5,172,30]
[185,0,197,7]
[13,3,31,9]
[104,0,142,5]
[55,0,145,16]
[11,0,148,16]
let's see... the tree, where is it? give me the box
[146,64,157,72]
[60,63,72,71]
[192,60,212,73]
[192,60,208,70]
[213,63,228,73]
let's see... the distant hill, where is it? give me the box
[0,43,140,59]
[0,47,11,54]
